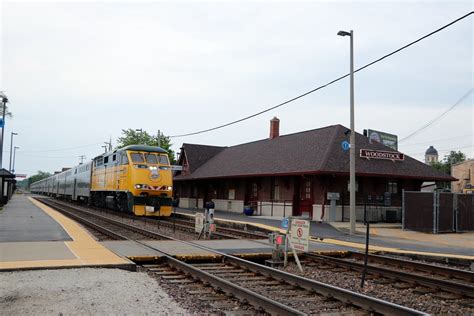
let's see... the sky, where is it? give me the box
[0,0,472,177]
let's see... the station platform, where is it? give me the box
[174,207,474,261]
[100,238,353,262]
[0,194,134,271]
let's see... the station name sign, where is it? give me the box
[360,149,404,161]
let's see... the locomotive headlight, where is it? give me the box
[135,184,144,189]
[167,186,172,191]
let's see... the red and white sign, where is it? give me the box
[15,174,27,178]
[360,149,404,161]
[290,219,310,252]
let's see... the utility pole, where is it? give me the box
[12,146,19,173]
[338,29,356,234]
[0,92,9,168]
[9,132,18,171]
[157,130,161,147]
[78,155,86,164]
[104,139,112,152]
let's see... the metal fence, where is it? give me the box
[403,191,474,233]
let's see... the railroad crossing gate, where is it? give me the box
[195,213,205,233]
[290,219,310,252]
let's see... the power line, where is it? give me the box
[400,133,474,147]
[405,144,473,156]
[19,142,103,153]
[170,11,473,138]
[399,87,473,143]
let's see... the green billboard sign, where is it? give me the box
[366,129,398,150]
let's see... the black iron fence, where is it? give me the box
[403,191,474,233]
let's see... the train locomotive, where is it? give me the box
[30,145,173,216]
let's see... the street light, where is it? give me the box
[0,93,9,168]
[338,29,356,235]
[9,132,18,172]
[12,146,19,173]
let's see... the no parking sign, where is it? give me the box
[290,219,310,252]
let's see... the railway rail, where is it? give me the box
[45,197,267,240]
[305,253,474,298]
[161,216,269,239]
[36,197,425,315]
[36,198,175,241]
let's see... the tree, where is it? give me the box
[116,129,175,164]
[18,171,52,189]
[443,150,466,167]
[430,150,467,175]
[429,150,467,190]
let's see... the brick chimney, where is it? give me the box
[269,117,280,139]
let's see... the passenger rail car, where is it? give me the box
[30,145,173,217]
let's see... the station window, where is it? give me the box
[271,178,280,201]
[304,179,311,199]
[252,183,258,198]
[387,181,398,194]
[104,156,109,164]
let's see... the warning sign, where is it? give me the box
[290,219,310,252]
[195,213,205,233]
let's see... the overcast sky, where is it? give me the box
[1,0,472,177]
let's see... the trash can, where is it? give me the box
[244,206,254,216]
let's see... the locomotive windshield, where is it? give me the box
[130,153,145,163]
[129,152,169,165]
[144,153,158,164]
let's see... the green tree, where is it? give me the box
[430,150,467,175]
[429,150,467,190]
[443,150,466,167]
[19,171,52,189]
[116,129,175,164]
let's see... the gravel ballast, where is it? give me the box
[0,268,187,315]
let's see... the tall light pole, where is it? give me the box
[9,132,18,172]
[12,146,19,173]
[338,29,356,234]
[0,93,9,168]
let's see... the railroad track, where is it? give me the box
[36,197,425,315]
[161,217,269,239]
[45,198,267,240]
[305,252,474,298]
[36,198,175,241]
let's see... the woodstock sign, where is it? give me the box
[360,149,404,161]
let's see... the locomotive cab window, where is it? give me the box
[158,154,169,165]
[121,152,129,165]
[145,153,159,164]
[130,153,145,163]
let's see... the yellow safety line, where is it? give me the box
[310,237,474,260]
[0,198,130,270]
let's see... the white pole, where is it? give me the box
[349,30,356,235]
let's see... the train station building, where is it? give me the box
[173,118,454,222]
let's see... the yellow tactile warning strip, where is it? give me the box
[311,237,474,260]
[177,212,474,261]
[0,198,132,271]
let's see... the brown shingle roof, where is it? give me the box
[181,143,225,173]
[174,124,454,182]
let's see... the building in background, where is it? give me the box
[425,146,439,164]
[451,160,474,193]
[174,119,454,222]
